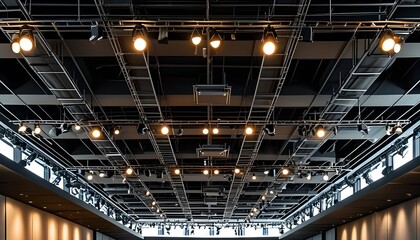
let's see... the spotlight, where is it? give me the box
[385,124,393,135]
[252,173,257,180]
[19,26,34,52]
[234,168,240,174]
[174,168,181,175]
[380,29,395,52]
[33,124,42,135]
[89,25,103,41]
[18,123,28,134]
[152,201,156,206]
[161,126,170,135]
[316,125,326,138]
[191,28,202,46]
[137,123,149,134]
[91,127,102,138]
[253,207,258,212]
[126,167,134,175]
[305,172,312,181]
[212,127,219,134]
[74,124,81,131]
[99,171,106,178]
[357,123,369,135]
[133,26,147,51]
[144,169,152,177]
[394,41,402,53]
[203,169,209,175]
[282,167,290,175]
[262,27,277,55]
[145,190,151,196]
[394,123,403,135]
[113,126,121,135]
[245,126,253,135]
[262,196,266,200]
[175,128,183,136]
[87,172,94,181]
[210,29,222,49]
[11,33,21,53]
[263,123,276,136]
[264,170,269,175]
[323,172,329,181]
[202,127,209,135]
[214,169,220,175]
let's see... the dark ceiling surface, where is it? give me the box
[0,0,419,230]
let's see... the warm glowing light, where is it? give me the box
[316,126,326,138]
[174,168,181,175]
[234,168,240,174]
[262,196,266,200]
[192,36,201,46]
[18,124,27,133]
[11,33,20,53]
[134,37,147,51]
[146,190,150,196]
[202,128,209,135]
[161,126,169,135]
[203,169,209,175]
[245,126,253,135]
[126,167,134,175]
[152,201,156,206]
[323,173,329,181]
[19,36,33,51]
[113,127,120,135]
[394,43,401,53]
[253,208,258,212]
[91,128,101,138]
[214,169,220,175]
[263,41,276,55]
[99,171,106,178]
[252,173,257,180]
[282,168,290,175]
[212,128,219,134]
[264,170,269,175]
[210,40,221,49]
[74,124,81,131]
[87,173,94,181]
[33,124,42,135]
[381,38,395,52]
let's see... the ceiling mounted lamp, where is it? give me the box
[87,171,94,181]
[137,123,149,135]
[11,33,21,53]
[19,25,34,52]
[191,28,202,46]
[203,169,209,175]
[323,172,329,181]
[74,124,81,131]
[98,171,106,178]
[132,25,147,51]
[202,127,209,135]
[394,122,403,135]
[264,170,270,175]
[305,172,312,181]
[161,125,170,135]
[385,124,393,135]
[18,123,28,134]
[252,173,257,180]
[281,167,290,175]
[315,125,326,138]
[262,26,278,55]
[263,123,276,136]
[380,29,395,52]
[175,128,183,136]
[213,169,220,175]
[113,126,121,135]
[91,127,102,138]
[125,167,134,175]
[245,126,254,135]
[234,168,240,174]
[212,127,219,134]
[210,29,222,49]
[33,124,42,135]
[174,168,181,175]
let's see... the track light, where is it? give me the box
[191,28,202,46]
[214,169,220,175]
[264,170,269,175]
[316,125,326,138]
[358,123,369,135]
[33,124,42,135]
[380,29,395,52]
[126,167,134,175]
[245,126,253,135]
[175,128,183,136]
[210,29,222,49]
[305,172,312,181]
[385,124,393,135]
[87,171,94,181]
[394,122,403,135]
[323,172,329,181]
[282,167,290,175]
[174,168,181,175]
[18,123,28,134]
[152,201,156,206]
[394,38,402,53]
[212,127,219,134]
[263,123,276,136]
[99,171,106,178]
[91,127,102,138]
[74,124,81,131]
[137,123,149,135]
[113,126,121,135]
[203,169,209,175]
[145,190,150,196]
[234,168,240,174]
[253,207,258,213]
[19,26,34,52]
[89,25,103,41]
[133,26,147,51]
[11,33,21,53]
[203,127,209,135]
[262,26,278,55]
[252,173,257,180]
[161,126,169,135]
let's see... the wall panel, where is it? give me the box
[388,198,416,240]
[5,198,32,240]
[0,195,5,240]
[374,209,388,240]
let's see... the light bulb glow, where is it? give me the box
[316,126,326,138]
[18,124,27,133]
[91,128,101,138]
[394,43,401,53]
[174,169,181,175]
[74,124,81,131]
[99,171,106,178]
[323,174,329,181]
[134,37,147,51]
[245,126,253,135]
[192,36,201,46]
[282,168,290,175]
[210,40,221,49]
[203,128,209,135]
[19,36,33,51]
[381,38,395,52]
[203,169,209,175]
[126,167,134,175]
[214,169,220,175]
[252,174,257,180]
[11,42,20,53]
[113,127,120,135]
[34,125,42,135]
[161,126,169,135]
[263,41,276,55]
[234,168,240,174]
[87,173,94,181]
[212,128,219,134]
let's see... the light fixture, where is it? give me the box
[137,123,149,135]
[113,126,121,135]
[253,207,258,212]
[316,125,326,138]
[323,172,329,181]
[191,28,202,46]
[19,26,34,52]
[203,169,209,175]
[394,40,402,53]
[210,29,222,49]
[202,127,209,135]
[358,123,369,135]
[264,170,269,175]
[91,127,102,138]
[161,126,170,135]
[212,127,219,134]
[385,124,393,135]
[262,26,278,55]
[380,29,395,52]
[262,196,266,200]
[175,128,183,136]
[18,123,28,134]
[145,190,151,196]
[99,171,106,178]
[152,201,156,206]
[126,167,134,175]
[263,123,276,136]
[305,172,312,181]
[11,33,21,53]
[252,173,257,180]
[394,123,403,135]
[33,124,42,135]
[87,172,94,181]
[245,126,253,135]
[89,25,103,41]
[282,167,290,175]
[132,25,147,51]
[234,168,240,174]
[174,168,181,175]
[214,169,220,175]
[74,124,81,131]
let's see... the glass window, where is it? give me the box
[340,185,353,201]
[393,137,413,170]
[25,160,45,178]
[0,140,14,160]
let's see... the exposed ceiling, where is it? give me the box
[0,0,420,227]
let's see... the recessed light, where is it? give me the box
[19,193,23,196]
[29,201,33,204]
[43,206,47,209]
[387,199,392,202]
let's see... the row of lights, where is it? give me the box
[160,125,255,135]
